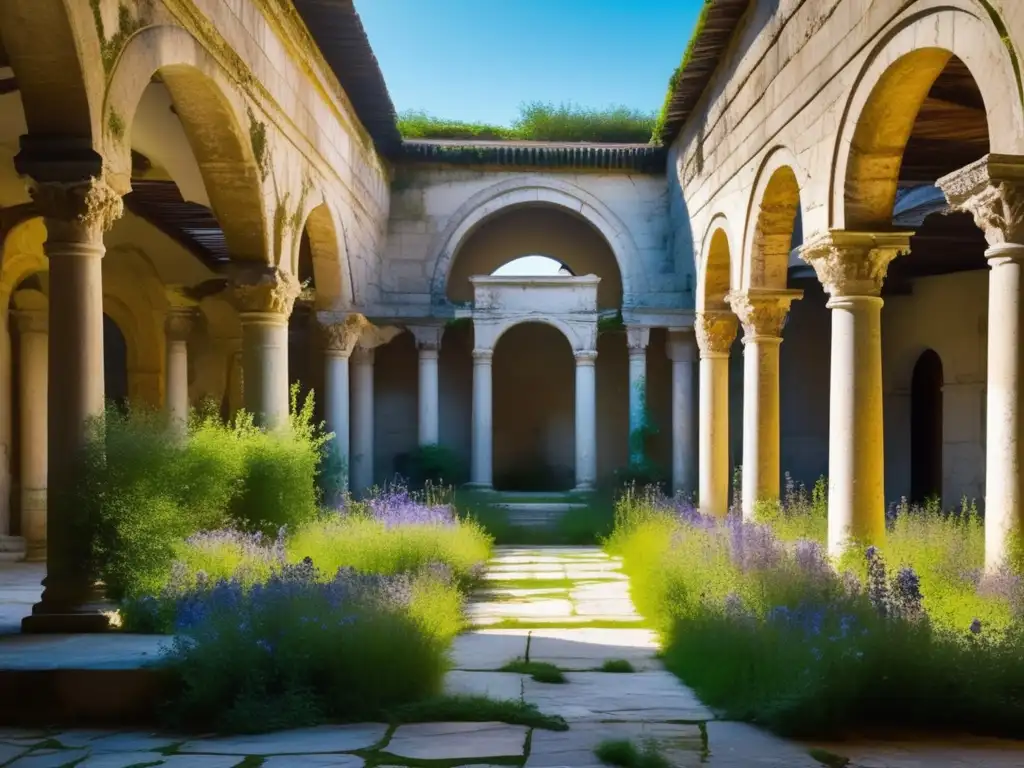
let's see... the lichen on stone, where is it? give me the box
[91,0,146,74]
[107,109,126,141]
[247,107,270,181]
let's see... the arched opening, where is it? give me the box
[747,163,801,290]
[910,350,944,505]
[104,314,129,415]
[492,322,575,491]
[492,255,575,277]
[700,226,732,310]
[446,205,622,309]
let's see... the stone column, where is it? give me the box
[626,326,650,464]
[21,175,123,632]
[164,290,197,440]
[666,330,698,496]
[726,289,803,519]
[410,326,444,446]
[470,348,493,488]
[318,313,362,490]
[12,289,48,562]
[230,268,300,430]
[350,345,375,495]
[695,311,738,517]
[938,155,1024,569]
[574,349,598,490]
[801,230,911,556]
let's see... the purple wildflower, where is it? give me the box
[865,546,892,618]
[727,516,783,572]
[970,617,983,635]
[892,566,924,620]
[357,486,456,527]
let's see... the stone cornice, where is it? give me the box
[937,154,1024,246]
[799,230,913,297]
[725,288,803,341]
[695,310,738,357]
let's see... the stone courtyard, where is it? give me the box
[4,549,1024,767]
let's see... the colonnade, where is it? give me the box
[692,154,1024,567]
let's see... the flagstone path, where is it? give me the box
[3,548,1024,767]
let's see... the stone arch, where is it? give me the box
[831,3,1024,229]
[429,176,641,303]
[742,147,806,290]
[489,316,579,352]
[103,24,270,261]
[102,262,164,408]
[0,219,47,311]
[696,215,735,312]
[295,198,350,309]
[0,0,102,139]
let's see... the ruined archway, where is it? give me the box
[492,321,576,491]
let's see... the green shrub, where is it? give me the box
[230,387,328,535]
[609,487,1024,739]
[399,102,656,144]
[162,564,459,732]
[394,444,467,489]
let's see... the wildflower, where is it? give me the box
[865,547,892,618]
[892,566,924,620]
[970,618,983,635]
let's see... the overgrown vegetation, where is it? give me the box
[458,490,615,546]
[651,0,713,143]
[600,659,636,673]
[394,444,468,489]
[399,102,656,144]
[499,659,568,684]
[595,738,672,768]
[607,481,1024,738]
[84,395,492,733]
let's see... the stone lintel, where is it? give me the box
[694,310,738,358]
[725,288,803,341]
[665,329,698,363]
[798,230,913,298]
[937,153,1024,246]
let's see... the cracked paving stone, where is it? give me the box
[77,752,168,768]
[178,724,387,755]
[262,755,364,767]
[527,722,704,768]
[384,722,528,761]
[9,749,91,768]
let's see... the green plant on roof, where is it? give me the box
[399,101,655,144]
[651,0,714,144]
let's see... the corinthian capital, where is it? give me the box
[937,154,1024,246]
[229,267,301,317]
[30,177,123,242]
[694,310,738,357]
[799,230,912,297]
[726,288,803,341]
[318,312,368,356]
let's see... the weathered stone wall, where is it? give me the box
[376,168,675,313]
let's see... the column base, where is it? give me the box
[572,482,596,493]
[21,577,116,634]
[463,482,493,492]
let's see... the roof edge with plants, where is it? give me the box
[398,140,667,173]
[652,0,752,147]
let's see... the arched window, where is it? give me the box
[104,314,130,414]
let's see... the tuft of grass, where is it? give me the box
[386,695,568,731]
[651,0,713,144]
[600,659,636,673]
[808,748,851,767]
[499,659,567,683]
[595,738,672,768]
[399,102,655,145]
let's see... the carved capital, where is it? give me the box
[695,310,738,357]
[799,230,912,297]
[12,289,47,335]
[472,348,493,363]
[165,310,196,342]
[937,154,1024,247]
[30,177,123,242]
[318,312,367,357]
[229,267,301,317]
[665,329,698,363]
[626,326,650,354]
[409,324,444,352]
[726,289,803,341]
[575,349,598,366]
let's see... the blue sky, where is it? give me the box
[356,0,704,126]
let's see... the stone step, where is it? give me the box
[490,502,588,528]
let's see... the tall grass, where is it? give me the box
[399,102,656,144]
[608,484,1024,738]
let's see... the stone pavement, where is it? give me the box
[2,548,1024,766]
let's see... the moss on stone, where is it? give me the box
[91,1,145,74]
[651,0,712,145]
[248,107,270,181]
